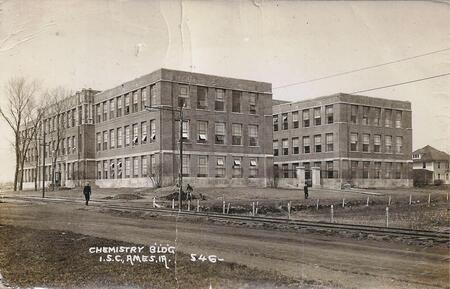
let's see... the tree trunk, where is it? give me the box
[19,158,25,190]
[13,140,19,191]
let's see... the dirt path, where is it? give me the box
[0,201,448,289]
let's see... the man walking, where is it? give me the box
[304,184,309,199]
[83,182,91,206]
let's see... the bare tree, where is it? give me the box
[0,77,40,191]
[148,162,162,188]
[45,87,72,190]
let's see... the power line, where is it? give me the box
[350,72,450,94]
[273,47,450,90]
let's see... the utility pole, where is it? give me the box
[40,131,47,198]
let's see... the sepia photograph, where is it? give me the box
[0,1,449,288]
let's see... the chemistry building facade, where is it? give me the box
[273,93,413,189]
[20,69,274,188]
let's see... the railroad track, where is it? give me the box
[2,195,449,242]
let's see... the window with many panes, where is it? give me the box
[97,162,102,179]
[314,135,322,152]
[232,90,241,113]
[232,124,242,145]
[363,161,370,178]
[303,136,310,153]
[326,161,334,178]
[282,113,288,130]
[197,86,207,109]
[110,129,115,149]
[273,115,279,131]
[384,109,392,127]
[292,111,299,128]
[150,85,157,106]
[373,107,381,126]
[96,104,101,123]
[141,122,147,144]
[248,125,258,146]
[96,133,101,151]
[150,120,156,141]
[350,133,358,151]
[132,124,139,145]
[182,155,189,176]
[215,122,225,144]
[141,156,148,177]
[141,87,147,109]
[216,156,225,178]
[117,159,123,178]
[350,105,358,123]
[215,89,225,111]
[110,160,115,179]
[325,105,333,124]
[351,161,358,178]
[303,109,310,127]
[198,156,208,177]
[362,134,370,152]
[249,158,258,178]
[117,96,122,117]
[125,94,130,115]
[374,134,381,152]
[386,162,392,178]
[249,93,257,114]
[395,163,402,179]
[292,137,299,154]
[273,140,279,156]
[133,157,139,177]
[181,121,189,140]
[125,158,130,178]
[385,135,392,153]
[314,107,321,125]
[374,162,381,179]
[362,106,369,125]
[132,92,138,112]
[178,85,189,108]
[282,139,289,155]
[197,121,208,143]
[395,110,402,128]
[110,99,115,119]
[125,126,130,147]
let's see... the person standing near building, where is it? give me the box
[304,184,309,199]
[83,182,91,205]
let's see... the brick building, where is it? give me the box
[20,69,274,189]
[273,93,413,189]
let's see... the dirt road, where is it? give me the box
[0,200,448,289]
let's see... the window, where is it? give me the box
[133,157,139,177]
[249,158,258,178]
[131,91,138,112]
[150,155,157,176]
[282,164,289,178]
[102,102,107,121]
[150,120,156,141]
[292,111,299,128]
[96,133,101,151]
[362,134,370,152]
[71,110,75,127]
[362,106,369,125]
[197,86,207,109]
[437,162,441,169]
[103,160,108,179]
[182,155,190,176]
[232,90,241,113]
[273,115,279,131]
[216,156,225,178]
[215,123,226,144]
[96,104,101,123]
[373,108,381,126]
[303,136,310,153]
[282,139,289,155]
[110,99,115,119]
[374,135,381,152]
[102,131,108,150]
[384,109,392,127]
[395,110,402,128]
[282,113,288,130]
[395,136,403,154]
[423,162,426,169]
[232,158,242,178]
[350,133,358,151]
[97,161,102,179]
[125,94,130,115]
[150,85,157,106]
[395,163,402,179]
[363,161,370,179]
[385,135,392,153]
[374,162,381,179]
[132,124,139,145]
[181,121,189,140]
[351,161,358,178]
[304,162,311,180]
[125,158,130,178]
[351,105,358,124]
[232,124,242,145]
[62,140,66,155]
[141,87,147,110]
[117,159,123,178]
[292,137,299,154]
[249,93,257,114]
[176,85,188,108]
[125,126,130,147]
[117,128,123,148]
[314,135,322,152]
[303,109,310,127]
[215,89,225,111]
[197,121,208,143]
[198,156,208,177]
[248,125,258,146]
[117,96,122,117]
[326,133,333,152]
[325,105,333,124]
[386,162,392,178]
[326,161,334,178]
[110,160,115,179]
[141,122,147,144]
[141,156,148,177]
[314,107,321,125]
[273,140,279,156]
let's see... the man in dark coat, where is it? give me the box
[83,183,91,206]
[304,184,309,199]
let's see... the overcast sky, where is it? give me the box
[0,0,449,182]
